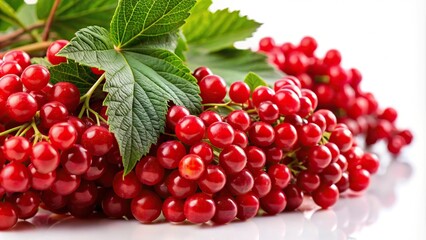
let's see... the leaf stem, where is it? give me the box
[42,0,61,41]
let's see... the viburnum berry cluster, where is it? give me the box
[0,37,405,230]
[258,36,413,155]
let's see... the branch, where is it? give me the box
[42,0,61,41]
[0,41,53,58]
[0,23,44,44]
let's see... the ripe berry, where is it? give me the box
[283,184,303,211]
[252,86,274,107]
[307,145,332,172]
[30,141,60,174]
[323,49,342,66]
[312,184,339,209]
[252,171,272,198]
[235,192,259,220]
[273,89,301,115]
[83,156,107,181]
[299,36,317,56]
[0,61,22,76]
[229,81,250,103]
[297,171,320,192]
[297,123,322,146]
[40,101,69,129]
[162,197,185,222]
[260,188,287,215]
[21,64,50,91]
[61,144,92,175]
[0,162,30,192]
[360,152,380,174]
[193,66,212,82]
[48,82,80,112]
[227,169,254,195]
[267,164,291,189]
[2,50,31,69]
[135,156,164,185]
[274,123,298,150]
[175,115,205,145]
[212,195,237,224]
[329,127,353,152]
[189,142,213,164]
[51,168,81,195]
[49,122,78,150]
[199,75,227,103]
[226,110,251,131]
[3,136,30,163]
[258,101,279,123]
[166,105,190,129]
[207,122,235,148]
[258,37,275,52]
[28,164,56,190]
[349,168,370,192]
[197,165,226,194]
[165,170,197,199]
[131,189,162,223]
[184,193,216,224]
[245,146,266,171]
[101,190,130,218]
[248,122,275,147]
[199,110,222,127]
[113,171,141,199]
[81,126,114,156]
[157,140,186,169]
[179,154,205,180]
[0,74,22,98]
[47,40,69,65]
[219,145,247,174]
[6,92,38,122]
[0,202,18,230]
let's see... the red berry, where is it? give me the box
[166,105,190,130]
[189,142,213,164]
[199,110,222,127]
[113,171,141,199]
[212,195,237,224]
[60,144,92,175]
[184,193,216,224]
[0,162,30,192]
[101,190,130,218]
[235,192,259,220]
[349,168,370,192]
[2,50,31,69]
[135,156,164,185]
[252,171,272,198]
[312,184,339,209]
[258,37,275,52]
[0,61,22,76]
[267,164,291,189]
[3,136,30,163]
[260,188,287,215]
[274,123,298,150]
[207,122,235,148]
[21,64,50,91]
[193,66,212,82]
[258,101,279,124]
[283,184,303,211]
[245,146,266,171]
[48,82,80,112]
[162,197,185,222]
[30,142,60,174]
[219,145,247,174]
[360,152,380,174]
[229,81,250,103]
[131,189,162,223]
[51,168,81,195]
[252,86,274,108]
[273,89,301,115]
[81,126,114,156]
[226,110,251,131]
[47,40,69,65]
[175,115,205,145]
[199,75,227,103]
[49,122,78,150]
[227,169,254,195]
[323,49,341,66]
[6,92,38,122]
[0,202,18,230]
[28,164,56,190]
[298,123,322,146]
[165,170,197,199]
[198,165,226,194]
[157,140,186,169]
[40,101,69,129]
[0,74,22,98]
[248,122,275,147]
[179,154,205,180]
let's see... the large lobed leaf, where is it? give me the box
[60,25,200,174]
[0,0,24,30]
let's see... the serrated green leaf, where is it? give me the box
[48,61,98,95]
[244,72,268,92]
[175,31,188,60]
[59,26,201,174]
[183,8,261,53]
[36,0,117,39]
[110,0,196,48]
[187,48,282,84]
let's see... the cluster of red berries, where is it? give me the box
[258,36,413,154]
[0,36,403,230]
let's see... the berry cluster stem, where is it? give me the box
[78,73,107,124]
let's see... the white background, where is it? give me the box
[2,0,426,239]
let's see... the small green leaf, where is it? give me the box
[31,57,52,67]
[36,0,118,39]
[183,7,261,53]
[186,48,282,84]
[48,61,99,95]
[110,0,196,48]
[244,72,268,92]
[60,26,201,174]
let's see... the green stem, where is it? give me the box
[202,101,232,107]
[0,125,26,136]
[79,73,106,118]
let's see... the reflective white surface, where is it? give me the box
[1,0,426,239]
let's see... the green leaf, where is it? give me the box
[59,26,201,174]
[48,61,98,95]
[110,0,196,48]
[31,57,53,67]
[186,48,282,84]
[244,72,268,92]
[174,31,188,60]
[0,0,24,29]
[36,0,118,39]
[183,7,261,53]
